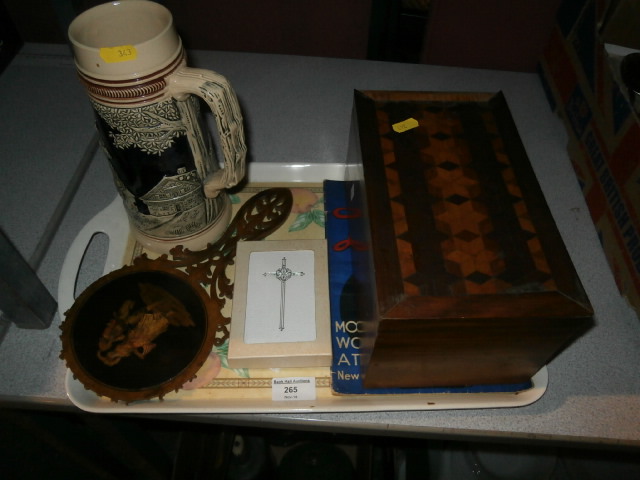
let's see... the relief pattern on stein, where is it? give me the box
[94,96,223,240]
[113,170,214,240]
[92,99,187,155]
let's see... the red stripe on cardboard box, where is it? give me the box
[611,123,640,186]
[585,177,607,221]
[542,28,578,104]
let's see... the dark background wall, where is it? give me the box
[2,0,374,58]
[1,0,565,72]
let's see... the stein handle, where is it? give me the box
[168,67,247,198]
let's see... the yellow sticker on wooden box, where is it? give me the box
[99,45,138,64]
[392,117,419,133]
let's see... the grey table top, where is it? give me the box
[1,43,638,448]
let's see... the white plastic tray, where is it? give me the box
[58,163,548,413]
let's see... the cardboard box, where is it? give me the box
[346,90,593,389]
[538,0,640,313]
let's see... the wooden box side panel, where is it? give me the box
[490,94,592,308]
[363,315,592,389]
[351,91,406,315]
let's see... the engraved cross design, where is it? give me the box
[263,257,305,331]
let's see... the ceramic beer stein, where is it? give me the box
[68,0,246,254]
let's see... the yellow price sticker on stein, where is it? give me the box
[392,117,419,133]
[99,45,138,63]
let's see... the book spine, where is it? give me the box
[324,180,367,394]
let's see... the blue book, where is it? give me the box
[324,179,532,395]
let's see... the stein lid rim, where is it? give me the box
[68,0,174,51]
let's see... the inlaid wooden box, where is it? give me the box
[346,90,594,389]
